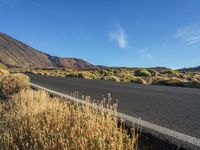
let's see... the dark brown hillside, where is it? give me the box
[0,33,94,68]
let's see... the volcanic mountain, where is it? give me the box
[0,33,94,68]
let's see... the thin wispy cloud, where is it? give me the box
[174,24,200,45]
[108,24,128,49]
[138,49,153,60]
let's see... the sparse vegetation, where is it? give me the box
[0,63,7,70]
[103,75,120,82]
[148,69,159,76]
[0,68,9,77]
[10,67,200,89]
[152,77,186,87]
[0,70,137,150]
[0,73,29,96]
[130,77,147,84]
[134,69,152,77]
[162,69,179,76]
[0,90,137,149]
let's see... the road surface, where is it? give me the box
[29,74,200,145]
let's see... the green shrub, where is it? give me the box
[134,69,151,77]
[100,70,114,76]
[148,69,159,76]
[100,69,109,76]
[162,69,179,75]
[89,73,97,79]
[119,74,133,82]
[0,74,30,96]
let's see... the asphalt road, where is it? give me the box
[29,74,200,140]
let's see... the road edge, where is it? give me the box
[30,82,200,150]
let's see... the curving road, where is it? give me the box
[29,74,200,145]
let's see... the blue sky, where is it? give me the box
[0,0,200,69]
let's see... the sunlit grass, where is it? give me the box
[0,89,137,149]
[15,67,200,88]
[0,73,29,96]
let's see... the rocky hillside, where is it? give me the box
[0,33,94,68]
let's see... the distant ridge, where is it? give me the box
[148,67,170,72]
[0,32,94,68]
[179,66,200,72]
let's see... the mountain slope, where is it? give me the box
[0,33,93,68]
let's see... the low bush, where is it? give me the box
[193,74,200,81]
[184,80,200,88]
[148,69,159,76]
[152,77,185,87]
[77,72,88,79]
[130,77,147,84]
[152,77,167,85]
[0,73,29,96]
[0,68,9,77]
[134,69,151,77]
[165,77,186,86]
[89,73,97,79]
[0,89,137,149]
[100,70,114,76]
[66,72,78,78]
[0,64,7,70]
[118,74,133,82]
[162,69,179,76]
[104,76,120,82]
[100,69,109,76]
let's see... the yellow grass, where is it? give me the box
[0,68,9,77]
[0,89,137,150]
[0,73,29,96]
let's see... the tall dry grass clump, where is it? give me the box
[0,89,137,150]
[0,73,29,96]
[0,68,9,77]
[130,77,147,84]
[0,64,7,70]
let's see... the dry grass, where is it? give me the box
[0,73,29,96]
[162,69,179,76]
[0,89,137,150]
[130,77,147,84]
[102,76,120,82]
[0,70,137,149]
[0,68,9,77]
[0,64,7,70]
[152,77,186,87]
